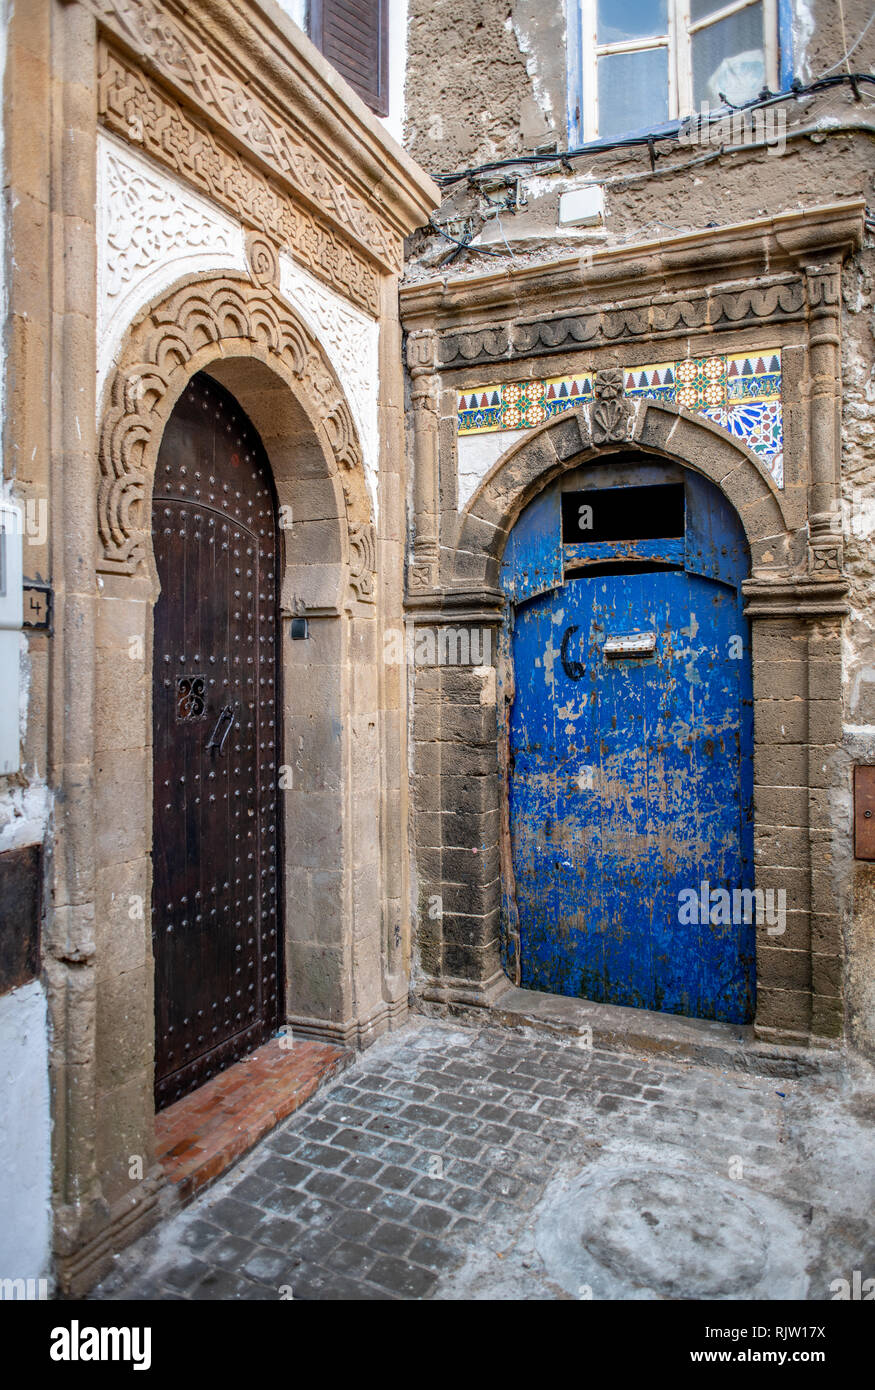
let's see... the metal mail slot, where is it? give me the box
[603,631,657,658]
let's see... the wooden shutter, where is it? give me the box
[311,0,389,117]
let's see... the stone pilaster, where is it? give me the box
[407,330,441,594]
[805,259,844,577]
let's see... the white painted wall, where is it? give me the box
[0,0,5,491]
[458,428,528,510]
[273,0,307,28]
[0,982,52,1283]
[381,0,408,147]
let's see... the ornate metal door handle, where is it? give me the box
[206,704,235,754]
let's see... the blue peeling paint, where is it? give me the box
[563,538,685,569]
[778,0,795,93]
[503,467,755,1024]
[501,485,562,603]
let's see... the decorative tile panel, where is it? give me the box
[457,349,784,487]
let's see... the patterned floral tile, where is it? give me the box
[457,349,784,486]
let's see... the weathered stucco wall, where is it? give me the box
[405,0,567,173]
[406,0,872,180]
[405,0,875,277]
[842,255,875,730]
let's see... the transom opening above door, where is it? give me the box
[500,457,750,605]
[561,481,686,577]
[560,483,685,544]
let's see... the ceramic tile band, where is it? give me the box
[457,350,784,488]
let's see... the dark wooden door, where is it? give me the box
[152,372,280,1109]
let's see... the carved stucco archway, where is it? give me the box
[97,272,375,601]
[413,401,844,1049]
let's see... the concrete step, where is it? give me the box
[485,985,844,1078]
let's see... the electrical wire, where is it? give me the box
[426,217,503,259]
[432,72,875,188]
[597,119,875,189]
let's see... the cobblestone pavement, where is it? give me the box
[92,1018,875,1301]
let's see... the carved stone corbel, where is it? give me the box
[590,368,633,445]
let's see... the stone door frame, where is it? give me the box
[53,268,393,1291]
[18,0,437,1300]
[408,401,849,1048]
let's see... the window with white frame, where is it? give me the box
[571,0,780,142]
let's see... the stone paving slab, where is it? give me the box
[91,1018,875,1301]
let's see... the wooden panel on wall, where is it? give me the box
[0,844,42,994]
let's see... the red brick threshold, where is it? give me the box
[156,1037,351,1205]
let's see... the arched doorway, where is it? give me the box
[151,371,281,1108]
[502,454,755,1024]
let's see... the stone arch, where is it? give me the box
[452,401,791,591]
[97,273,374,603]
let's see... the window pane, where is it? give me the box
[597,48,669,138]
[597,0,667,44]
[692,2,765,108]
[690,0,726,19]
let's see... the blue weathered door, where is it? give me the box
[504,465,754,1023]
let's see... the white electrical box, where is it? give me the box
[558,185,605,228]
[0,500,23,775]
